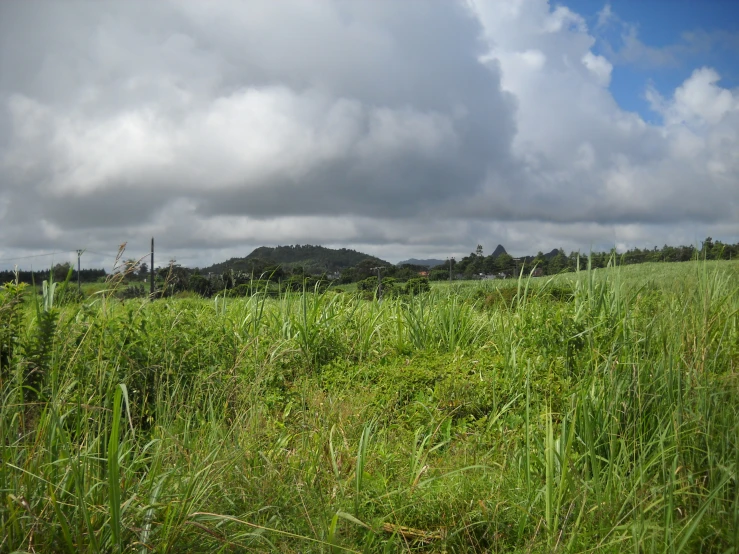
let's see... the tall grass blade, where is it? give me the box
[108,384,123,552]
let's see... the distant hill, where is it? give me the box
[201,245,389,275]
[400,246,508,267]
[397,258,445,267]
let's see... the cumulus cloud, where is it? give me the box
[0,0,737,268]
[649,67,738,126]
[463,0,737,227]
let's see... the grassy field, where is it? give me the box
[1,259,738,552]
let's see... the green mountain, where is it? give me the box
[202,245,389,275]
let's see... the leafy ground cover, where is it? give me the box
[1,259,738,552]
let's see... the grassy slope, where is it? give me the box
[1,259,738,552]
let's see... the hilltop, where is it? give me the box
[397,258,445,267]
[201,245,389,275]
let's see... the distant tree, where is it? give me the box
[645,247,661,263]
[482,255,496,274]
[494,253,514,273]
[353,259,387,281]
[189,273,213,297]
[339,267,357,284]
[427,266,454,280]
[122,259,140,276]
[676,246,694,262]
[475,244,483,257]
[262,265,285,281]
[52,263,72,283]
[548,250,568,274]
[532,251,548,274]
[568,251,581,271]
[157,263,189,295]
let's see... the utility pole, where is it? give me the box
[76,249,83,293]
[371,266,385,301]
[150,237,154,299]
[448,257,455,283]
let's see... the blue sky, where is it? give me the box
[565,0,739,122]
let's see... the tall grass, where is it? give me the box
[0,258,737,552]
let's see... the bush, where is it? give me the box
[357,276,404,300]
[189,273,214,297]
[404,277,430,295]
[357,276,378,292]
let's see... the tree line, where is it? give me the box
[439,237,737,280]
[0,264,107,286]
[3,237,736,297]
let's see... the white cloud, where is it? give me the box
[659,67,737,126]
[596,4,614,29]
[466,0,738,229]
[0,0,737,269]
[581,51,613,87]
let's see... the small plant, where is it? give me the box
[0,276,26,379]
[22,271,64,401]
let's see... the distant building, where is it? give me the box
[418,271,429,277]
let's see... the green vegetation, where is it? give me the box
[449,237,739,280]
[1,259,738,552]
[6,238,738,299]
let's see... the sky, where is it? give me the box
[0,0,738,271]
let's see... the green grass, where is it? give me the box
[0,259,738,552]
